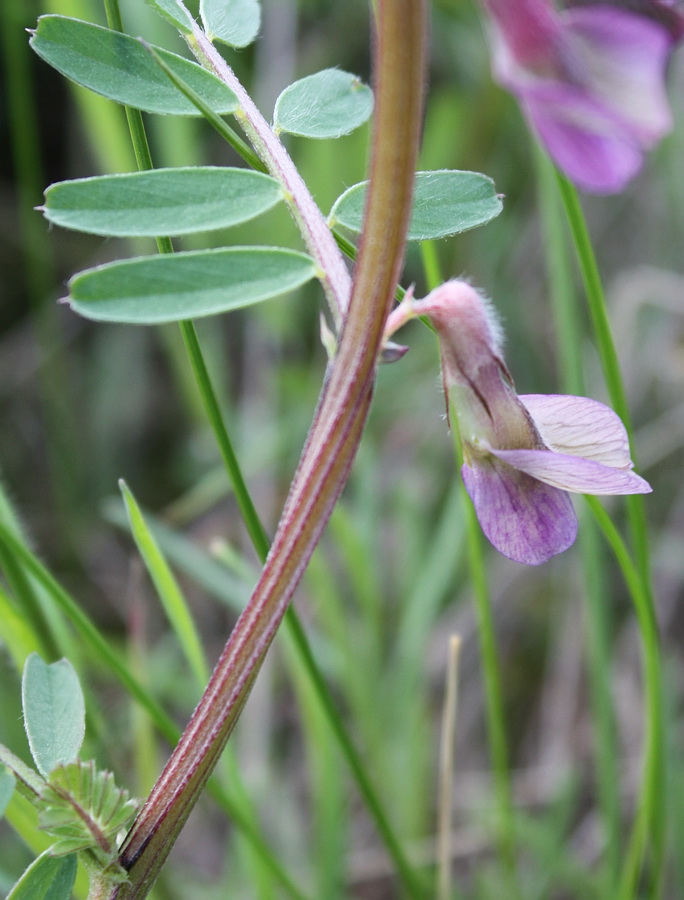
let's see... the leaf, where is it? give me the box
[329,170,504,241]
[200,0,261,48]
[38,760,139,862]
[22,654,85,778]
[30,16,237,116]
[145,0,195,32]
[0,767,16,818]
[273,69,373,139]
[6,851,77,900]
[42,167,283,237]
[66,247,317,324]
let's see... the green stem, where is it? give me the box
[584,497,664,900]
[285,612,424,895]
[555,170,665,897]
[421,241,518,894]
[537,151,621,888]
[463,489,520,894]
[554,171,652,575]
[553,174,629,424]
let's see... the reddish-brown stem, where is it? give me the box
[101,2,427,897]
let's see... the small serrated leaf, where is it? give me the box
[30,16,237,116]
[22,654,85,778]
[6,851,77,900]
[38,759,139,856]
[330,170,503,241]
[274,69,373,139]
[42,167,283,238]
[200,0,261,48]
[66,247,317,325]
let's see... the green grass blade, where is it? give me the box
[537,149,622,888]
[119,480,209,688]
[555,169,666,898]
[0,585,41,671]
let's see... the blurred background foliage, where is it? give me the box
[1,0,684,897]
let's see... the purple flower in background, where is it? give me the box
[480,0,683,193]
[412,281,651,565]
[569,1,684,40]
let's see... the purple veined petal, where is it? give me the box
[523,87,644,192]
[488,446,652,494]
[564,6,674,141]
[519,394,633,468]
[514,6,673,192]
[483,0,562,70]
[566,1,684,43]
[462,457,578,566]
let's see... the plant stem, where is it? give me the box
[109,2,427,887]
[555,171,666,898]
[463,491,520,895]
[583,497,664,895]
[185,15,352,329]
[103,2,427,897]
[537,150,621,888]
[554,173,652,574]
[420,240,518,894]
[437,635,462,900]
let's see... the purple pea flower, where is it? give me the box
[480,0,682,193]
[411,281,651,566]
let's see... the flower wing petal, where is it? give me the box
[488,447,652,494]
[565,6,673,142]
[519,394,633,467]
[523,88,643,192]
[512,7,673,193]
[462,458,578,566]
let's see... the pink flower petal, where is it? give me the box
[565,6,673,142]
[519,394,633,467]
[486,2,674,192]
[488,447,652,494]
[462,458,578,565]
[567,1,684,43]
[523,86,645,192]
